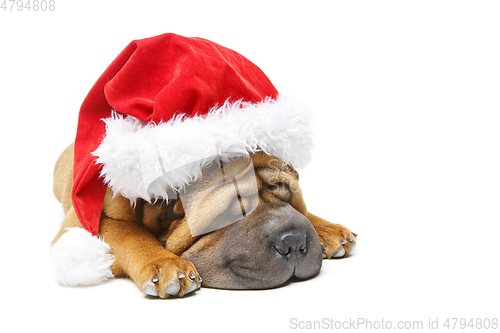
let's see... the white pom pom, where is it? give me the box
[50,228,114,286]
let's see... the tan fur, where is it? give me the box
[52,143,75,214]
[306,212,355,258]
[51,143,200,298]
[51,144,356,296]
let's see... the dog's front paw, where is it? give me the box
[137,257,202,298]
[315,223,357,259]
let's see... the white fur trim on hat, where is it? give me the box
[93,95,313,201]
[50,228,114,286]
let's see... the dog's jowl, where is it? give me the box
[50,33,356,298]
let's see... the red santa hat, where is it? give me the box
[72,33,313,236]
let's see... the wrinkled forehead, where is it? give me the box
[158,153,298,237]
[182,153,299,193]
[188,155,255,190]
[175,153,297,189]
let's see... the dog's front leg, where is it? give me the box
[99,217,202,298]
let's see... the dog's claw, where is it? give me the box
[196,275,203,290]
[346,236,353,242]
[352,232,358,237]
[321,245,327,258]
[164,279,180,296]
[152,275,159,283]
[180,274,202,295]
[142,282,159,297]
[340,238,347,245]
[177,271,186,279]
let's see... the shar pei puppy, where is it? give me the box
[49,33,356,298]
[51,143,356,298]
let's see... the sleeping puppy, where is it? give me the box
[51,143,356,298]
[50,33,357,298]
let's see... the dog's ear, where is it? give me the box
[288,184,307,215]
[142,198,185,236]
[251,152,308,215]
[142,201,165,235]
[174,200,185,215]
[102,188,137,222]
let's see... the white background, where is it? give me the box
[1,1,499,332]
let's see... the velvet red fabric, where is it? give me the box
[72,33,279,236]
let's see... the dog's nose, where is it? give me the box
[273,230,307,256]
